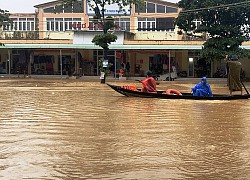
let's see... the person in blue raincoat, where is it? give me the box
[191,77,213,97]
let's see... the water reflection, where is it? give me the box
[0,79,249,179]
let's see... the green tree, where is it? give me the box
[175,0,250,60]
[0,9,11,45]
[57,0,144,58]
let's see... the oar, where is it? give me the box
[240,80,249,95]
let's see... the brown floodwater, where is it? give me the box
[0,78,250,179]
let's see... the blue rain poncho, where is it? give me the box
[191,77,213,97]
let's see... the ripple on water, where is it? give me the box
[0,80,250,179]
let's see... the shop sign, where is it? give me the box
[103,59,109,67]
[70,22,121,30]
[87,2,130,15]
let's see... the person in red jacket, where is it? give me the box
[141,70,157,93]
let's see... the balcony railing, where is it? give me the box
[0,31,39,40]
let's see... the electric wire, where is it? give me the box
[180,0,250,15]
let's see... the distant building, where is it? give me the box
[0,0,249,78]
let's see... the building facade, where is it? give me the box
[0,0,249,78]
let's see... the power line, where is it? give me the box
[180,0,250,14]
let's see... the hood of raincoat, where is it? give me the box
[201,77,207,84]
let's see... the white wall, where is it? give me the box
[73,31,124,45]
[43,31,74,40]
[240,57,250,77]
[134,31,177,41]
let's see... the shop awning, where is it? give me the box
[1,43,250,50]
[1,44,202,50]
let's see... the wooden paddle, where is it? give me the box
[240,80,249,94]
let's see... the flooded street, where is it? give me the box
[0,78,250,179]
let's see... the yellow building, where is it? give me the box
[0,0,249,78]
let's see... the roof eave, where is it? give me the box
[34,0,60,8]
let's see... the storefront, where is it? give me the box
[1,42,250,78]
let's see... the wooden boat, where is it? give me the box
[107,84,250,100]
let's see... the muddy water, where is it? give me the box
[0,79,249,179]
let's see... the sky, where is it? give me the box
[0,0,179,13]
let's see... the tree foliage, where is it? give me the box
[0,9,10,23]
[175,0,250,60]
[57,0,144,58]
[92,33,117,50]
[0,9,11,45]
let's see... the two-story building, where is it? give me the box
[0,0,249,78]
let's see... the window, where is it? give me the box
[73,0,83,13]
[166,6,178,13]
[44,6,55,13]
[88,18,103,31]
[46,22,50,31]
[19,22,22,30]
[5,18,36,31]
[88,18,130,31]
[64,18,72,30]
[55,18,63,31]
[46,18,53,31]
[137,18,156,31]
[51,22,54,30]
[22,22,26,30]
[60,22,64,31]
[156,18,175,31]
[136,2,177,14]
[27,22,30,30]
[14,22,18,30]
[64,3,72,13]
[147,3,155,13]
[44,1,83,13]
[55,22,59,31]
[31,22,34,30]
[9,18,17,30]
[137,22,141,31]
[73,18,81,21]
[46,18,83,31]
[157,5,165,13]
[114,18,130,31]
[135,2,146,13]
[193,19,202,29]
